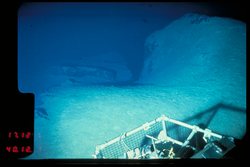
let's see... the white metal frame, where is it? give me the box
[93,115,223,158]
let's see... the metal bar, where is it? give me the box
[151,138,158,158]
[147,133,184,147]
[99,115,222,150]
[162,116,222,139]
[146,135,158,141]
[99,119,157,149]
[165,137,184,146]
[196,128,222,139]
[163,117,194,129]
[162,119,168,138]
[175,128,197,157]
[186,128,197,144]
[126,119,156,136]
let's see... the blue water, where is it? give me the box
[17,2,246,159]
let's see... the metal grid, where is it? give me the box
[164,121,193,144]
[94,115,222,159]
[101,141,123,158]
[162,121,197,157]
[101,121,163,158]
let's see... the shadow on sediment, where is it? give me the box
[182,102,246,138]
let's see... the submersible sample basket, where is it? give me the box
[93,115,235,159]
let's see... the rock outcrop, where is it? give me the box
[49,51,133,84]
[139,13,246,89]
[51,66,116,81]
